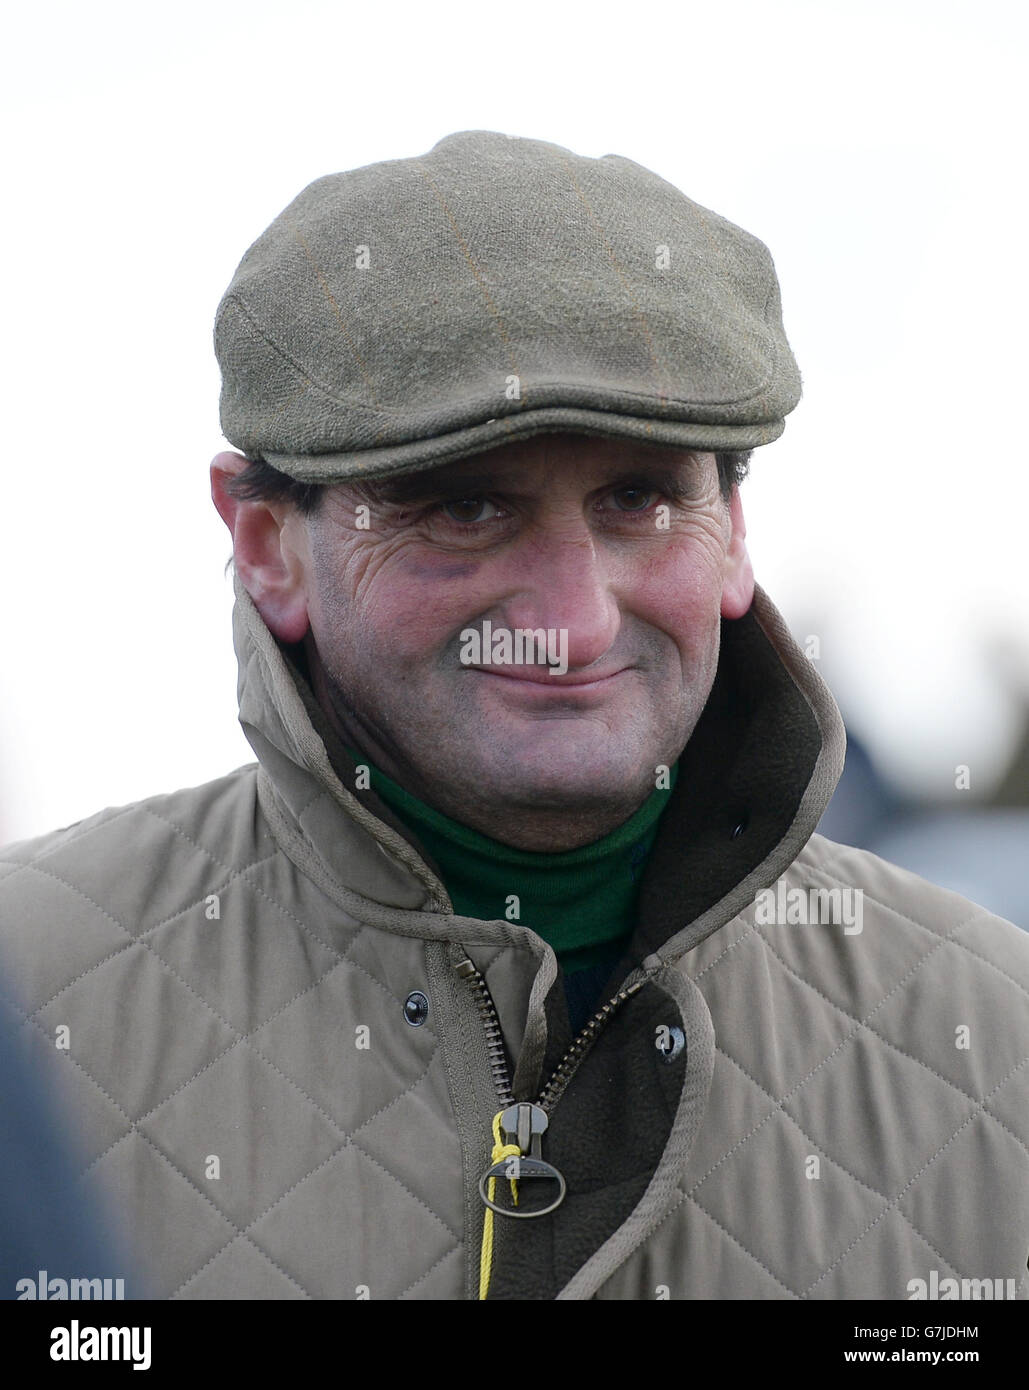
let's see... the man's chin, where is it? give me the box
[447,756,658,820]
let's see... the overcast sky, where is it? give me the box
[2,0,1026,844]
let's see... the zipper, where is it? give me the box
[455,954,645,1205]
[455,956,516,1109]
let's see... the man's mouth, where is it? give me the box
[471,666,631,690]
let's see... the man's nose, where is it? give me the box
[500,526,621,671]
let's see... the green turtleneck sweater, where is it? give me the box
[356,755,679,1031]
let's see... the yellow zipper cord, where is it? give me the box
[478,1109,521,1301]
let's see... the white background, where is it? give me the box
[2,0,1026,844]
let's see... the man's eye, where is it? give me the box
[441,497,500,523]
[609,487,657,512]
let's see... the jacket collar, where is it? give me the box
[231,568,845,952]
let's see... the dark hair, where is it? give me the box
[715,449,752,498]
[224,455,326,514]
[224,447,753,514]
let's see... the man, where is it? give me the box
[1,130,1026,1301]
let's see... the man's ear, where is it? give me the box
[210,451,311,643]
[720,486,755,620]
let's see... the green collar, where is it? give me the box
[355,754,679,969]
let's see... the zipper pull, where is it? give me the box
[506,1101,546,1159]
[478,1103,566,1219]
[477,1103,566,1300]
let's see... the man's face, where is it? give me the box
[221,433,753,850]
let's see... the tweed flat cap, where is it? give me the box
[214,129,802,481]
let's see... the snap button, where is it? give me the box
[403,990,429,1026]
[655,1024,685,1063]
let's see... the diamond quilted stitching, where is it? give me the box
[173,1238,311,1300]
[351,1052,463,1236]
[230,846,367,957]
[898,1110,1029,1277]
[685,1048,786,1181]
[590,1200,793,1299]
[35,944,235,1117]
[146,872,340,1034]
[752,879,942,1022]
[248,1145,460,1299]
[0,866,137,1010]
[87,1131,238,1299]
[675,1196,802,1298]
[339,929,443,1029]
[139,778,278,893]
[871,939,1029,1099]
[0,802,140,872]
[954,915,1029,992]
[13,1018,130,1168]
[140,1042,343,1228]
[783,1030,974,1196]
[983,1060,1029,1140]
[708,930,854,1095]
[804,1206,946,1299]
[19,785,265,941]
[397,1243,464,1299]
[692,1076,898,1291]
[250,951,437,1132]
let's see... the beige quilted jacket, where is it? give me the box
[1,574,1027,1300]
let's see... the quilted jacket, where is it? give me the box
[1,573,1027,1301]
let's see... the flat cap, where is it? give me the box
[214,129,802,481]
